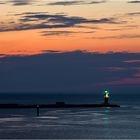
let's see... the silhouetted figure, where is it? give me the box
[104,90,110,104]
[37,105,39,116]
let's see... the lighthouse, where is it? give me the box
[104,90,110,104]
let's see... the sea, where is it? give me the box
[0,93,140,139]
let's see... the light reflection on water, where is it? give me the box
[0,105,140,139]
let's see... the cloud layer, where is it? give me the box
[9,0,33,5]
[128,0,140,3]
[0,51,140,93]
[0,12,118,32]
[92,34,140,39]
[47,0,106,6]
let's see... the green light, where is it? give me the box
[104,90,110,98]
[104,90,109,94]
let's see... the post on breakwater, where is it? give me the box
[36,105,40,116]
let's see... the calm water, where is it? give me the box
[0,93,140,139]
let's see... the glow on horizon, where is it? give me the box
[0,0,140,56]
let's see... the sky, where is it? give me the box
[0,0,140,93]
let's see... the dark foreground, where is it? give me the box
[0,106,140,139]
[0,93,139,139]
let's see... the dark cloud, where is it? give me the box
[41,30,94,36]
[103,25,140,31]
[89,0,106,4]
[9,0,33,5]
[0,2,6,4]
[127,12,140,16]
[0,54,6,58]
[48,0,106,6]
[0,51,140,93]
[128,0,140,3]
[48,1,84,6]
[92,34,140,39]
[20,13,115,24]
[41,31,77,36]
[0,12,118,32]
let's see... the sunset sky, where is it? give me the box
[0,0,140,93]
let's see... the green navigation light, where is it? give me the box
[105,90,108,93]
[104,90,109,94]
[104,90,110,98]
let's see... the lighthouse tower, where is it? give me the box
[104,90,110,104]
